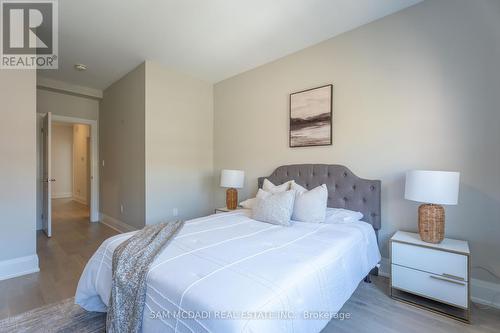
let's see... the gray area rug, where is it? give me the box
[0,298,105,333]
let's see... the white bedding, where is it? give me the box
[76,210,380,333]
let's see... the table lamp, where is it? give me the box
[404,170,460,243]
[220,169,245,210]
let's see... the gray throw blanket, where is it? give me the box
[106,220,184,333]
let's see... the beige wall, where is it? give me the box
[0,70,37,266]
[100,63,146,229]
[73,124,90,204]
[51,123,73,198]
[145,61,214,223]
[99,61,214,227]
[214,0,500,281]
[37,89,99,120]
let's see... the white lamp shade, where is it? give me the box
[405,170,460,205]
[220,169,245,188]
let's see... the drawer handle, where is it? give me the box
[430,275,466,286]
[442,273,465,281]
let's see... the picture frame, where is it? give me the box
[289,84,333,148]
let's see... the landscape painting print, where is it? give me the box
[290,84,332,147]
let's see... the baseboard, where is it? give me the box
[0,254,39,281]
[471,278,500,308]
[72,195,88,205]
[52,192,72,199]
[379,256,500,309]
[100,213,137,233]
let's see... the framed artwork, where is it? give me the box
[289,84,332,147]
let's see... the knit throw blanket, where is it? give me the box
[106,220,184,333]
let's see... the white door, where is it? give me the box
[42,112,53,237]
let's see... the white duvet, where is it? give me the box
[76,210,380,333]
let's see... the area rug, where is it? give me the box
[0,298,105,333]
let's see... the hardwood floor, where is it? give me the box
[0,199,118,320]
[1,202,499,332]
[324,276,500,333]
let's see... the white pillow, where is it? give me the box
[252,189,295,226]
[325,208,363,223]
[262,179,294,194]
[239,197,256,209]
[290,183,328,223]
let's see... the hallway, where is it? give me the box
[0,199,118,319]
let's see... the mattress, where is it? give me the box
[76,209,380,333]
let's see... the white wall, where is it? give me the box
[73,124,90,204]
[145,61,214,223]
[214,0,500,282]
[51,123,73,198]
[0,70,38,279]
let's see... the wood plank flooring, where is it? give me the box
[1,200,499,332]
[323,276,500,333]
[0,199,118,320]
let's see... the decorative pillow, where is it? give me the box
[290,182,307,193]
[239,197,256,209]
[262,179,294,194]
[252,189,295,226]
[290,183,328,223]
[325,208,363,223]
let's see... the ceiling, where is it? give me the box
[38,0,422,90]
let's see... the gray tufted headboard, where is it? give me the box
[258,164,381,231]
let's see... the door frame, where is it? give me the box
[51,115,99,222]
[42,112,52,237]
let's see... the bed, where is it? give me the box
[76,164,381,333]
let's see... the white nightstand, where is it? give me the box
[214,207,243,214]
[390,231,470,322]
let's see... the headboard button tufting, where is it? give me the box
[257,164,381,231]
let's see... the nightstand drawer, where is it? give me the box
[392,264,468,308]
[392,241,468,281]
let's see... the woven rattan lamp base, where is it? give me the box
[226,188,238,210]
[418,204,445,243]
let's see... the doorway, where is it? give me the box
[38,113,99,237]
